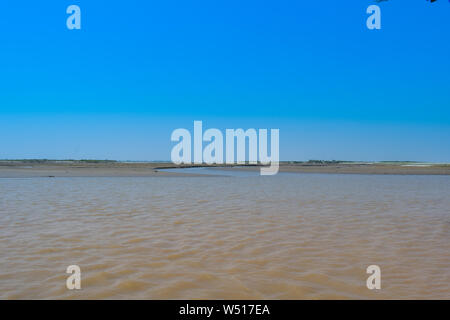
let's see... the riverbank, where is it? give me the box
[1,160,449,178]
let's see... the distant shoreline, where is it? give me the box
[1,160,449,178]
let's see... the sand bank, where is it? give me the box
[0,161,449,178]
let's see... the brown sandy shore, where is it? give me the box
[0,160,449,178]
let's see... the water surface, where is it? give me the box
[0,174,449,299]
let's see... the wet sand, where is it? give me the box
[0,161,182,178]
[235,163,450,175]
[1,161,449,178]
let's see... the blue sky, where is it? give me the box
[0,1,449,161]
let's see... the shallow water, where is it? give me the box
[0,173,449,299]
[159,167,261,177]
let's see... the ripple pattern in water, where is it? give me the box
[0,174,449,299]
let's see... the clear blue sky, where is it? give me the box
[1,1,449,161]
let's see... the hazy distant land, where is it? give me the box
[1,160,449,178]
